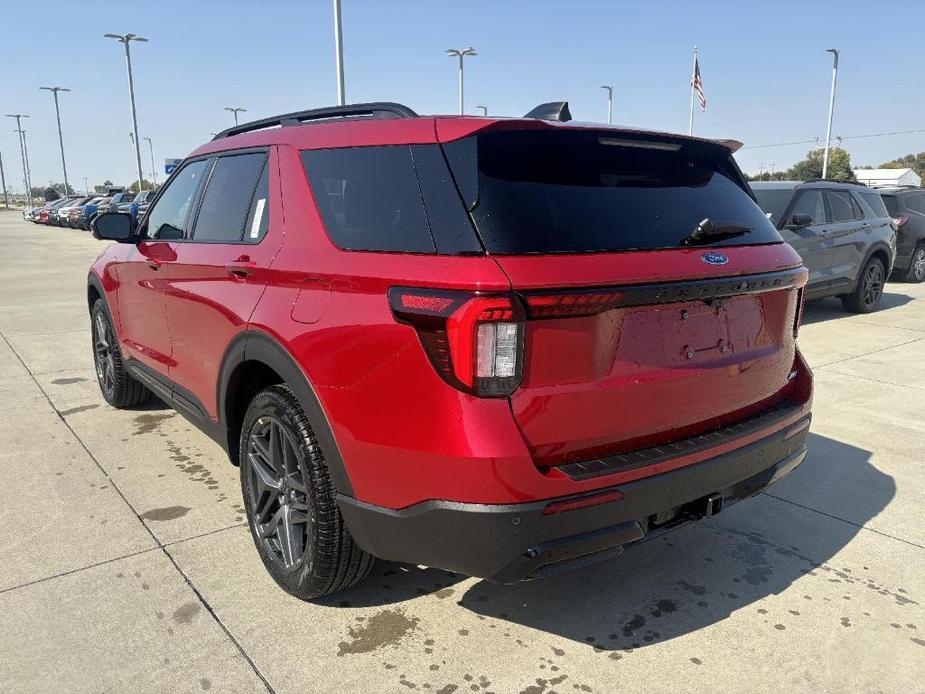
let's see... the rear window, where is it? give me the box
[752,188,794,226]
[856,190,889,218]
[880,194,899,216]
[446,130,782,254]
[301,146,435,253]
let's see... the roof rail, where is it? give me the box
[211,102,419,140]
[804,178,867,186]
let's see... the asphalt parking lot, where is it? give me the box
[1,210,923,693]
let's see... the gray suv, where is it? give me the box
[751,180,896,313]
[879,187,925,283]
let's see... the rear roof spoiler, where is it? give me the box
[523,101,572,122]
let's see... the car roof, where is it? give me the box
[877,186,922,195]
[751,180,870,191]
[189,109,743,160]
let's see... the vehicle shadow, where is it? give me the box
[801,292,913,325]
[450,432,896,650]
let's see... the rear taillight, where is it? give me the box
[522,290,625,318]
[892,216,908,231]
[793,287,806,338]
[389,287,524,397]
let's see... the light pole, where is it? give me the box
[105,33,148,192]
[82,176,89,195]
[6,114,31,207]
[476,105,488,116]
[224,107,247,125]
[22,130,33,201]
[40,86,71,194]
[446,47,476,115]
[333,0,345,105]
[600,85,613,124]
[0,147,9,208]
[144,137,157,186]
[822,48,839,179]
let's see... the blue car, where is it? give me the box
[115,190,154,219]
[73,196,111,230]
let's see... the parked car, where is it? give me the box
[75,197,113,230]
[751,180,895,313]
[68,197,104,228]
[96,191,135,215]
[879,187,925,283]
[88,101,813,599]
[38,197,80,224]
[116,189,155,219]
[56,197,94,226]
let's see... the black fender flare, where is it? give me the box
[217,330,355,497]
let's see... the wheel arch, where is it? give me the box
[217,330,355,497]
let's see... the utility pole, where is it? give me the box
[600,85,613,124]
[446,47,477,115]
[0,148,9,208]
[333,0,345,105]
[822,48,839,179]
[144,137,157,186]
[40,86,71,194]
[105,33,148,192]
[6,114,30,207]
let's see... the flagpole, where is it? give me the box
[688,46,697,136]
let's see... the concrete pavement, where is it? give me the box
[1,210,923,693]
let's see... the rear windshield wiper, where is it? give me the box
[680,218,752,246]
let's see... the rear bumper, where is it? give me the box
[338,416,810,583]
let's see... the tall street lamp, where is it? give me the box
[21,130,33,201]
[104,33,148,192]
[600,85,613,124]
[6,114,31,207]
[333,0,345,105]
[446,47,476,115]
[224,107,247,125]
[821,48,839,179]
[83,176,90,195]
[0,147,9,208]
[40,86,71,194]
[476,105,488,116]
[144,137,157,186]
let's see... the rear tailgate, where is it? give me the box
[494,247,805,466]
[439,124,808,468]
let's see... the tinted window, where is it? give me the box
[146,159,209,240]
[857,190,889,218]
[448,130,782,253]
[752,188,794,226]
[880,194,899,216]
[790,190,827,225]
[301,146,436,253]
[906,194,925,215]
[827,190,861,222]
[193,153,267,242]
[243,160,270,242]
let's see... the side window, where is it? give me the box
[790,190,827,225]
[826,190,861,222]
[243,160,270,242]
[857,190,889,218]
[301,145,436,253]
[192,152,267,242]
[146,159,209,240]
[906,194,925,215]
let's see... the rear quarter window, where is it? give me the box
[856,190,889,218]
[301,146,436,253]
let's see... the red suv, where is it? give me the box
[88,102,812,599]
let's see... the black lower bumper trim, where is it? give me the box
[337,418,809,584]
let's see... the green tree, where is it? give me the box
[879,152,925,180]
[784,147,855,181]
[42,187,61,202]
[128,179,155,193]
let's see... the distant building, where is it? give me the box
[854,168,921,188]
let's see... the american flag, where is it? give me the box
[692,57,706,111]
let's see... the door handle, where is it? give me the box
[226,261,257,278]
[146,260,160,271]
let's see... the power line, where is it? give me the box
[742,128,925,151]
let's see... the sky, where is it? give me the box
[2,0,923,193]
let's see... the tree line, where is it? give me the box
[748,148,925,183]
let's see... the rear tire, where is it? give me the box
[239,385,374,600]
[91,299,151,408]
[841,256,885,313]
[902,245,925,283]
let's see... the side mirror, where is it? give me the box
[91,212,135,242]
[787,213,814,229]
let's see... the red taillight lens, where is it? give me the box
[542,489,625,515]
[892,216,908,231]
[523,290,625,318]
[389,288,524,397]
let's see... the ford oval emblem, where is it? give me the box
[701,252,729,266]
